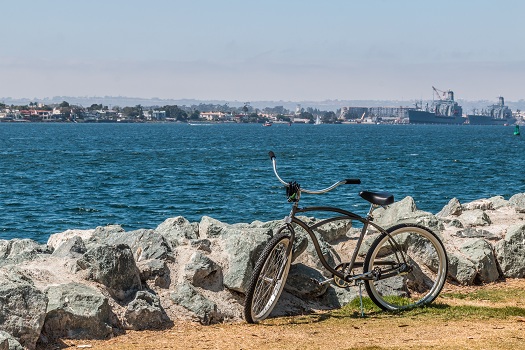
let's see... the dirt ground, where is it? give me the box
[40,280,525,350]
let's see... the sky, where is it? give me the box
[1,0,524,102]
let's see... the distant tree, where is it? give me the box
[189,109,200,120]
[276,114,291,122]
[136,104,144,119]
[242,103,251,115]
[122,106,139,118]
[322,111,337,124]
[240,112,263,123]
[59,101,70,108]
[263,105,288,115]
[163,105,188,121]
[300,111,314,123]
[88,103,103,111]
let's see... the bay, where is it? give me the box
[0,122,523,243]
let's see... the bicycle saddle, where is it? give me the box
[359,191,394,206]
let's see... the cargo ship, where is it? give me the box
[408,87,466,125]
[467,97,514,125]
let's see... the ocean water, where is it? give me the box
[0,123,523,243]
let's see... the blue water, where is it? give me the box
[0,123,523,243]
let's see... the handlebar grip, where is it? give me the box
[269,151,276,160]
[344,179,361,184]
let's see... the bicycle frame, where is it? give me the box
[283,201,408,284]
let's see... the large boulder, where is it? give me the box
[221,229,271,293]
[0,239,51,267]
[183,251,222,290]
[40,283,119,342]
[51,236,87,259]
[170,282,223,325]
[458,238,499,283]
[462,199,494,211]
[372,196,437,230]
[197,217,272,293]
[198,216,228,238]
[487,195,508,209]
[47,229,95,250]
[83,225,126,249]
[124,291,170,330]
[495,223,525,278]
[446,250,478,285]
[284,263,329,299]
[312,219,353,243]
[458,209,492,227]
[454,227,499,241]
[76,244,142,301]
[136,259,171,289]
[94,229,174,262]
[0,269,47,350]
[437,197,463,217]
[509,193,525,213]
[156,216,199,247]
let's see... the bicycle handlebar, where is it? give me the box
[268,151,360,194]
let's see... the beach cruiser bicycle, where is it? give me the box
[244,151,448,323]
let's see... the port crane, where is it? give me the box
[432,86,447,101]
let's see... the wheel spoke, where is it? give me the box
[244,231,292,323]
[364,225,447,311]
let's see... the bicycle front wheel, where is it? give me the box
[363,224,448,311]
[244,229,292,323]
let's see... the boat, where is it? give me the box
[314,116,321,125]
[467,97,515,125]
[263,121,272,127]
[408,87,466,125]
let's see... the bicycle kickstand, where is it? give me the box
[356,280,365,318]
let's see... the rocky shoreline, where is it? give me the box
[1,193,525,349]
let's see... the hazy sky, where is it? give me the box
[1,0,524,102]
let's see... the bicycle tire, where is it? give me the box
[363,223,448,311]
[244,229,292,323]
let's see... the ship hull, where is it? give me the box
[467,115,514,125]
[408,110,466,125]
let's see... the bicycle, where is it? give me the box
[244,151,448,323]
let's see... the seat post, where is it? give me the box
[366,203,379,220]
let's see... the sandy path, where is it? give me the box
[39,280,525,350]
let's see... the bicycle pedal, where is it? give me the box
[319,278,334,286]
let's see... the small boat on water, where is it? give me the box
[263,122,272,127]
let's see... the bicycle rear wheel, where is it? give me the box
[244,229,292,323]
[363,223,448,311]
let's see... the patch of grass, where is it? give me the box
[442,287,525,303]
[399,303,525,320]
[328,296,525,322]
[332,297,381,317]
[265,284,525,328]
